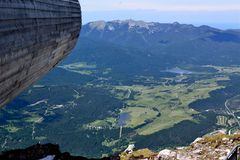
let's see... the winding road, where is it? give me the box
[225,100,240,128]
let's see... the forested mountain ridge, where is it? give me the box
[1,20,240,158]
[71,20,240,68]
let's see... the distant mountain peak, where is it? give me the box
[172,21,180,25]
[88,20,106,30]
[86,19,156,31]
[114,19,155,29]
[84,19,215,33]
[82,19,238,47]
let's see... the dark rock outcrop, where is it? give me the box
[0,0,81,107]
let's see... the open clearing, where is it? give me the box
[114,76,225,135]
[88,73,227,136]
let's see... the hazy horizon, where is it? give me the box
[79,0,240,29]
[82,18,239,30]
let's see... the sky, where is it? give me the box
[79,0,240,29]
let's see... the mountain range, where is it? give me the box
[65,20,240,76]
[1,20,240,158]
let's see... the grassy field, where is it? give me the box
[2,125,21,133]
[59,62,112,76]
[84,117,117,129]
[59,62,96,75]
[205,65,240,74]
[228,95,240,110]
[120,148,157,160]
[122,107,159,128]
[216,116,228,126]
[2,63,240,157]
[86,74,226,136]
[62,62,96,70]
[115,77,225,135]
[75,64,240,153]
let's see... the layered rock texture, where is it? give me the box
[0,0,81,107]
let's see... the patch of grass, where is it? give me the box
[198,133,240,148]
[75,70,93,75]
[205,65,240,74]
[228,95,240,110]
[85,117,117,129]
[61,62,96,70]
[24,115,43,123]
[122,107,159,128]
[3,125,21,133]
[59,62,96,75]
[88,75,226,136]
[113,77,225,135]
[35,136,47,141]
[102,139,119,147]
[103,68,112,75]
[216,116,228,126]
[61,69,94,75]
[137,108,194,135]
[120,149,157,160]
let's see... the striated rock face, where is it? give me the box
[0,0,81,107]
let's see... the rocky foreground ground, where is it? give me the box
[1,131,239,160]
[121,132,240,160]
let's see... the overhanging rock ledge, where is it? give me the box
[0,0,82,107]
